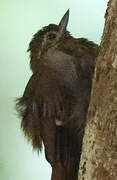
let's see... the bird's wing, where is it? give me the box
[16,73,43,151]
[16,66,65,125]
[16,67,66,159]
[34,66,65,121]
[16,74,38,117]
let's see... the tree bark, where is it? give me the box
[78,1,117,180]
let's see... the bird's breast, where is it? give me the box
[44,49,78,89]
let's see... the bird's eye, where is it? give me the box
[47,33,56,40]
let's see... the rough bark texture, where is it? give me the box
[78,1,117,180]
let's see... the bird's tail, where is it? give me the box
[51,126,82,180]
[51,162,78,180]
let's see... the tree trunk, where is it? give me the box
[78,1,117,180]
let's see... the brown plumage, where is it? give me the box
[16,10,98,180]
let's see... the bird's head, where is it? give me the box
[28,10,70,72]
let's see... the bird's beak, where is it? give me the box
[59,9,69,32]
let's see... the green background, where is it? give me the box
[0,0,108,179]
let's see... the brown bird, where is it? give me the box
[16,10,98,180]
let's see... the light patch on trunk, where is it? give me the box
[55,119,63,126]
[112,55,117,69]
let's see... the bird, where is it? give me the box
[16,9,98,180]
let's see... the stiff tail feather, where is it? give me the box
[52,126,82,180]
